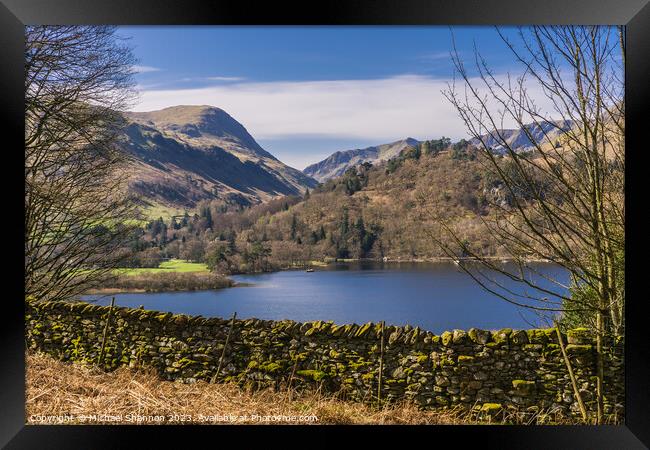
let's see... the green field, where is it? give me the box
[115,259,209,276]
[141,203,192,221]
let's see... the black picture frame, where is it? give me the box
[2,0,648,448]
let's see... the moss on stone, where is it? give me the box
[510,330,529,345]
[349,359,371,370]
[174,315,187,326]
[155,313,172,322]
[355,322,373,338]
[523,344,543,351]
[543,328,558,341]
[452,329,468,344]
[567,328,592,344]
[458,355,475,364]
[492,328,511,344]
[468,328,491,344]
[296,369,328,382]
[441,331,453,346]
[566,344,593,354]
[526,329,550,344]
[439,355,456,367]
[480,403,502,413]
[291,352,309,362]
[409,327,421,344]
[512,379,535,388]
[258,361,282,373]
[320,322,333,333]
[512,380,536,395]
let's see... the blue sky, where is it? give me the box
[119,26,535,169]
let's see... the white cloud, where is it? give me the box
[132,74,554,143]
[205,76,246,82]
[419,51,454,61]
[132,65,162,73]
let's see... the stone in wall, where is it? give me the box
[25,300,624,420]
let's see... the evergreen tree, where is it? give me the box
[355,216,366,239]
[151,217,164,237]
[340,208,349,236]
[160,221,168,244]
[290,214,298,241]
[226,232,236,254]
[205,208,213,230]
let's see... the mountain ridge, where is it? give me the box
[469,119,573,154]
[120,105,318,212]
[303,137,420,182]
[302,120,574,182]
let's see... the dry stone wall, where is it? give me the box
[25,300,624,420]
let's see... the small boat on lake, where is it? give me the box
[305,268,315,272]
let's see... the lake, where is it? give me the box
[84,261,569,334]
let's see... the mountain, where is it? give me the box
[199,143,506,263]
[121,105,318,211]
[303,138,420,182]
[470,120,573,154]
[304,120,574,183]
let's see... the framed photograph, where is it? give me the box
[3,0,649,447]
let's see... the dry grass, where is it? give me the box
[26,352,577,425]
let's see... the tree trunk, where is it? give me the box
[595,307,605,424]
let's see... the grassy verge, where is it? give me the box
[26,352,580,425]
[115,259,209,276]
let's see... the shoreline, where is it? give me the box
[85,281,255,295]
[86,257,554,294]
[316,256,554,264]
[84,288,148,295]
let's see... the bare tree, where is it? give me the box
[430,26,624,424]
[25,26,140,302]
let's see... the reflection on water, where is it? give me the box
[84,261,569,334]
